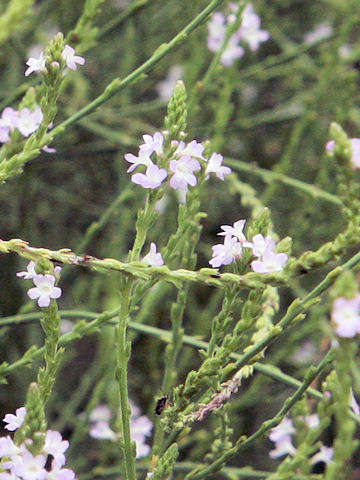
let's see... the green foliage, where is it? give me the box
[1,1,360,480]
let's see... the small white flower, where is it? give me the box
[27,274,62,308]
[205,152,232,180]
[142,243,164,267]
[3,407,26,431]
[331,295,360,338]
[89,421,117,441]
[16,261,37,280]
[13,107,43,137]
[269,436,296,459]
[310,445,334,465]
[209,235,243,268]
[269,417,295,443]
[61,45,85,70]
[25,51,46,77]
[139,132,164,156]
[218,219,247,242]
[244,234,276,257]
[251,248,288,274]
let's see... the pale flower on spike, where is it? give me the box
[62,45,85,70]
[169,155,201,191]
[209,235,243,268]
[331,295,360,337]
[27,274,62,308]
[205,152,232,180]
[25,51,47,76]
[142,243,164,267]
[244,234,276,257]
[13,107,43,137]
[16,261,37,280]
[251,248,288,274]
[131,164,168,189]
[3,407,26,431]
[139,132,164,156]
[124,151,153,173]
[218,219,247,242]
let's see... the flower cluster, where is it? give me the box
[326,138,360,169]
[125,132,231,192]
[25,44,85,77]
[207,3,269,67]
[89,403,152,458]
[0,106,43,144]
[331,295,360,337]
[17,261,62,308]
[0,407,75,480]
[209,220,289,273]
[269,415,333,465]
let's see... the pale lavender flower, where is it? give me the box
[89,421,117,441]
[269,417,295,443]
[16,261,37,280]
[269,436,296,459]
[209,235,243,268]
[3,407,26,431]
[12,448,47,480]
[220,36,245,66]
[174,140,205,160]
[131,415,153,458]
[251,248,288,274]
[13,107,43,137]
[169,156,201,191]
[124,151,153,173]
[44,430,69,467]
[0,436,20,458]
[205,152,231,179]
[27,274,62,307]
[207,12,226,52]
[1,107,18,129]
[310,445,334,465]
[131,164,168,189]
[331,295,360,338]
[139,132,164,156]
[89,405,112,423]
[61,45,85,70]
[46,463,76,480]
[156,65,184,102]
[25,51,46,76]
[218,219,247,242]
[0,124,10,143]
[237,3,269,51]
[142,243,164,267]
[304,23,332,45]
[244,234,276,257]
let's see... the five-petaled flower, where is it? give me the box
[27,274,62,308]
[131,164,168,189]
[61,45,85,70]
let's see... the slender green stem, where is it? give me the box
[226,158,342,206]
[49,0,227,137]
[116,279,136,480]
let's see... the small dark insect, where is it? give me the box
[155,395,168,415]
[45,454,54,472]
